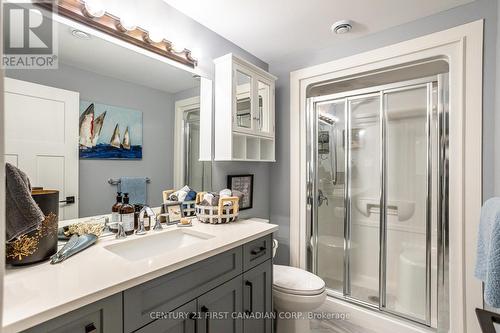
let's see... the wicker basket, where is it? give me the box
[162,189,196,217]
[195,192,239,224]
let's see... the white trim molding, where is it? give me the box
[289,20,483,333]
[173,96,200,189]
[0,0,5,326]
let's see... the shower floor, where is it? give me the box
[323,277,396,307]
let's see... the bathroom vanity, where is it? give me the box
[3,219,277,333]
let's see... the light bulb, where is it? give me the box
[145,31,164,44]
[190,48,201,60]
[83,0,105,18]
[171,42,185,53]
[117,17,137,32]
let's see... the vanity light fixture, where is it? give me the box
[171,42,185,53]
[116,17,137,32]
[34,0,198,68]
[190,48,201,60]
[82,0,105,18]
[144,31,164,44]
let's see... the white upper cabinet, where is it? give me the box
[214,54,276,161]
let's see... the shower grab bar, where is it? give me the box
[355,198,415,221]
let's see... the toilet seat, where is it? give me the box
[273,265,326,296]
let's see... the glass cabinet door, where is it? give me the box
[234,69,253,131]
[256,79,273,136]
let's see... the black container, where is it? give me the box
[6,189,59,265]
[134,204,144,231]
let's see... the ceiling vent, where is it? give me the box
[331,20,353,34]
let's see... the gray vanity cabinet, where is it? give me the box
[134,300,197,333]
[123,247,242,332]
[21,235,274,333]
[21,294,123,333]
[197,276,243,333]
[243,260,273,333]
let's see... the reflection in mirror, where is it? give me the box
[184,110,212,190]
[236,70,252,129]
[4,19,212,222]
[258,80,271,133]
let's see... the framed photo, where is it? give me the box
[227,174,254,210]
[161,202,183,224]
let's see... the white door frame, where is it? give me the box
[289,21,483,333]
[0,1,5,328]
[173,96,200,189]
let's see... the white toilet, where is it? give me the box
[272,241,327,333]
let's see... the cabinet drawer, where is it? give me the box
[243,235,272,271]
[135,300,196,333]
[124,247,242,332]
[22,294,122,333]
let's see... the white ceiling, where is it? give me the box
[162,0,473,63]
[58,22,199,94]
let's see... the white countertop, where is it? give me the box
[3,218,278,333]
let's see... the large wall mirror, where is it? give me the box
[4,14,213,221]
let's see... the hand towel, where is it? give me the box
[5,163,45,241]
[200,192,220,206]
[119,177,147,205]
[220,189,233,206]
[185,190,197,201]
[169,185,191,202]
[475,197,500,307]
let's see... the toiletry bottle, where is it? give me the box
[134,204,146,231]
[120,193,135,235]
[111,192,123,233]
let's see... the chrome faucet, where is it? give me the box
[108,222,127,239]
[137,206,157,235]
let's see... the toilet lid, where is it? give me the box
[273,265,326,296]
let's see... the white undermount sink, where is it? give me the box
[104,228,215,261]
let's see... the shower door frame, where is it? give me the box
[307,76,439,327]
[290,20,483,333]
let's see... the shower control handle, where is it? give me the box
[318,189,328,207]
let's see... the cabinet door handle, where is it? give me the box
[201,305,210,333]
[85,323,97,333]
[59,196,75,204]
[251,246,266,256]
[245,280,253,314]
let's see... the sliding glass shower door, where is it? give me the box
[308,76,445,327]
[313,99,346,294]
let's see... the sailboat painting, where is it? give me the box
[79,101,142,159]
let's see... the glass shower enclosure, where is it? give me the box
[184,108,212,191]
[306,73,449,328]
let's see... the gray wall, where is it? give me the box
[269,0,498,265]
[7,64,176,217]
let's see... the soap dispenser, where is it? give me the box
[120,193,135,235]
[111,192,123,233]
